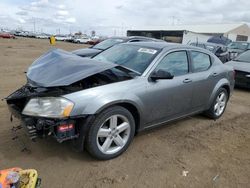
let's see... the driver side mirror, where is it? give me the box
[150,69,174,81]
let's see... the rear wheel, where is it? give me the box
[205,88,228,119]
[86,106,135,160]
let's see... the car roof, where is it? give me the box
[109,36,162,42]
[122,41,204,51]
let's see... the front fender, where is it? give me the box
[64,89,144,117]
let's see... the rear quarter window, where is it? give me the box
[191,51,211,72]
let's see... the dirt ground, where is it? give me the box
[0,37,250,188]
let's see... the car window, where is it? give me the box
[191,51,211,72]
[93,44,159,74]
[154,51,189,76]
[228,42,249,50]
[235,50,250,63]
[93,38,124,50]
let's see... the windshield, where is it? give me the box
[228,42,249,50]
[93,38,125,50]
[235,50,250,63]
[93,44,159,74]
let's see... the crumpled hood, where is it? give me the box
[27,49,116,87]
[226,61,250,73]
[71,48,102,57]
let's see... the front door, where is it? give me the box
[142,50,194,126]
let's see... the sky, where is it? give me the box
[0,0,250,36]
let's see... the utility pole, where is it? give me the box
[69,26,72,34]
[33,17,36,33]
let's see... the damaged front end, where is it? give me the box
[6,85,84,143]
[6,49,133,144]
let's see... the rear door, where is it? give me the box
[187,50,218,110]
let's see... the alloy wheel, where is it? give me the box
[96,114,131,155]
[214,91,227,116]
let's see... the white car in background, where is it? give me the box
[73,36,91,44]
[36,34,50,39]
[55,35,72,41]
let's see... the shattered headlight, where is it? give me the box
[22,97,74,118]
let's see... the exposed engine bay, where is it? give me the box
[6,49,133,144]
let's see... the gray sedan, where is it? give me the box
[6,42,235,160]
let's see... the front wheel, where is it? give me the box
[86,106,135,160]
[205,88,228,119]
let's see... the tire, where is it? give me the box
[86,106,135,160]
[205,88,228,119]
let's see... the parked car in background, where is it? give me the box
[55,35,71,41]
[0,32,15,39]
[226,50,250,88]
[227,41,250,60]
[190,42,230,63]
[72,36,164,58]
[207,36,232,45]
[36,33,50,39]
[87,36,102,45]
[17,31,36,38]
[6,42,234,160]
[16,31,30,37]
[73,36,91,43]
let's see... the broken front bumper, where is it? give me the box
[8,103,81,143]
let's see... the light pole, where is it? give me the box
[33,17,36,33]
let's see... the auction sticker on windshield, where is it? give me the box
[138,48,157,54]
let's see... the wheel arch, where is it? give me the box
[95,101,141,134]
[206,78,231,109]
[221,84,230,97]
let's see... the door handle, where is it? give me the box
[183,78,192,83]
[212,72,218,77]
